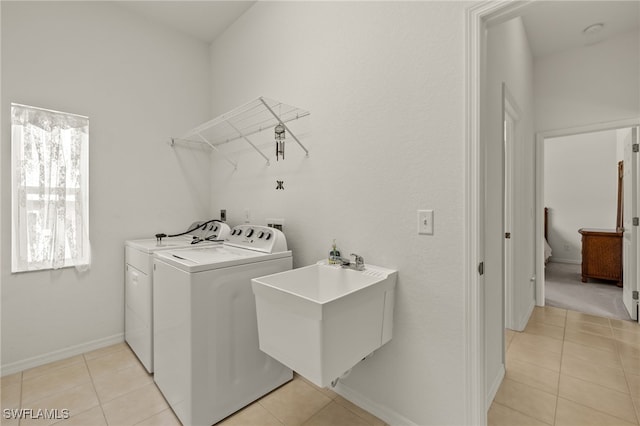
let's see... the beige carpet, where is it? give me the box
[544,261,632,321]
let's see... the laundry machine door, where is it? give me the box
[125,263,152,372]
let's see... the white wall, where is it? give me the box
[535,30,640,132]
[544,130,619,264]
[1,2,212,371]
[484,15,536,400]
[208,2,470,425]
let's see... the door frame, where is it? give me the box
[622,127,639,320]
[465,2,534,424]
[467,1,640,423]
[534,118,640,306]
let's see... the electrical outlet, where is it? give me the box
[418,210,434,235]
[220,209,226,222]
[266,218,284,232]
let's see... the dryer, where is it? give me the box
[125,220,230,373]
[153,224,292,426]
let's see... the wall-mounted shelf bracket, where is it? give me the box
[196,133,238,170]
[224,119,270,166]
[170,135,238,170]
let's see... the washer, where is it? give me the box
[153,224,293,426]
[125,220,230,373]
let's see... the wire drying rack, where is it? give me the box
[170,97,310,169]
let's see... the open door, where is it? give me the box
[621,127,639,321]
[502,83,520,331]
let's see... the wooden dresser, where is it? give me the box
[578,228,623,286]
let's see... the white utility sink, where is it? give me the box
[251,261,397,388]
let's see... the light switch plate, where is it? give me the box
[418,210,434,235]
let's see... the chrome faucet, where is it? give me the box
[340,253,365,271]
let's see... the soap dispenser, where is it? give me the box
[329,239,341,264]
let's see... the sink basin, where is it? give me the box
[251,261,397,387]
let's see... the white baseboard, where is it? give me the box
[486,364,505,411]
[515,298,536,332]
[334,381,418,426]
[549,258,581,265]
[1,333,124,377]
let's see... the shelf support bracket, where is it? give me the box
[196,133,238,170]
[259,97,310,157]
[224,120,271,166]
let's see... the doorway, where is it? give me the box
[536,123,639,320]
[465,2,640,424]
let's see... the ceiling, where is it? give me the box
[117,1,639,57]
[117,1,255,43]
[520,1,640,58]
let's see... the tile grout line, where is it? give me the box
[491,400,554,426]
[497,308,638,426]
[612,321,640,425]
[258,378,333,426]
[129,408,167,426]
[85,345,172,425]
[495,375,560,424]
[255,378,291,426]
[18,371,23,426]
[256,401,286,426]
[557,316,640,425]
[82,353,109,426]
[333,397,383,426]
[551,318,568,426]
[555,394,640,425]
[560,322,630,394]
[505,345,561,382]
[563,329,620,356]
[86,349,156,405]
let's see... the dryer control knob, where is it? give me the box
[246,229,254,237]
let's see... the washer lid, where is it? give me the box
[126,236,221,253]
[154,245,292,273]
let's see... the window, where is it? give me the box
[11,103,90,272]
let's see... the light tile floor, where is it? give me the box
[0,343,386,426]
[3,307,637,426]
[489,306,640,426]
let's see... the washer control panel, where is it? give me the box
[225,225,287,253]
[190,221,231,243]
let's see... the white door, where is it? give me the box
[504,111,515,329]
[622,127,639,320]
[503,84,520,330]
